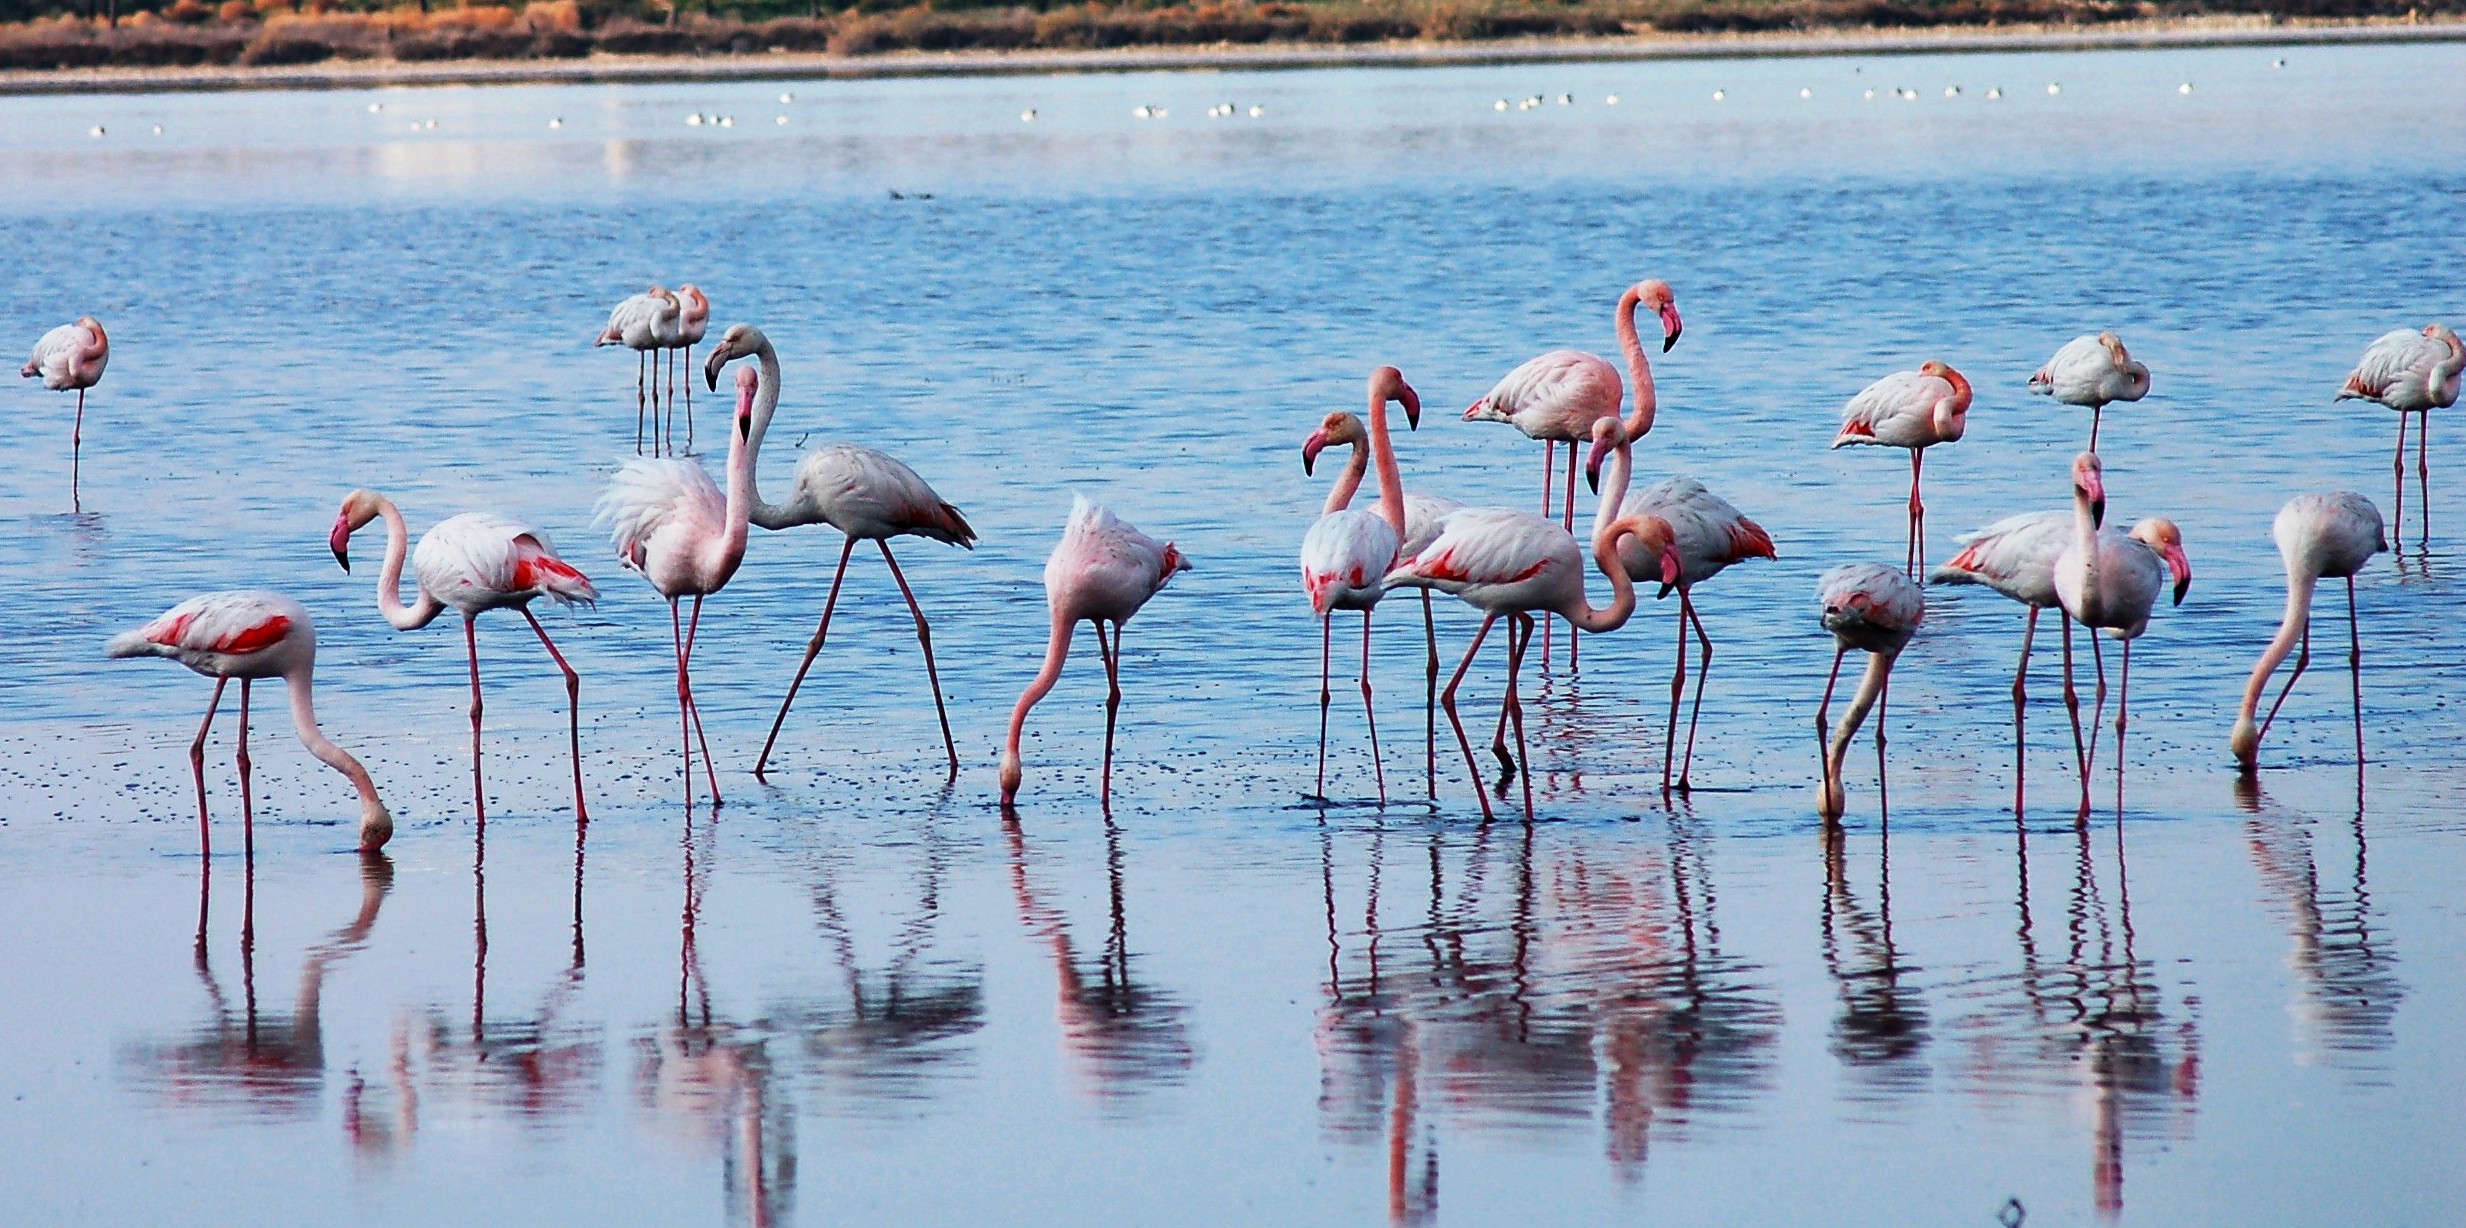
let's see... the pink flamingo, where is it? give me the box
[1611,476,1777,793]
[2048,455,2192,815]
[1833,359,1972,577]
[999,497,1190,810]
[21,315,108,512]
[594,365,759,808]
[2028,331,2149,452]
[672,285,710,449]
[2231,492,2387,772]
[1812,563,1923,823]
[597,287,680,456]
[106,591,393,855]
[2337,324,2462,547]
[1298,366,1421,803]
[1932,509,2074,703]
[329,490,599,824]
[702,323,977,778]
[1465,279,1681,671]
[1383,418,1676,822]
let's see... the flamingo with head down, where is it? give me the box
[1812,563,1922,823]
[1610,475,1777,793]
[1833,360,1972,577]
[21,315,107,512]
[1298,366,1421,802]
[2231,492,2386,774]
[2337,324,2462,548]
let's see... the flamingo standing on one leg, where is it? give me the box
[21,315,108,513]
[2336,324,2461,548]
[329,490,598,825]
[1298,366,1422,803]
[1613,476,1777,793]
[1833,360,1972,577]
[597,287,681,456]
[594,365,759,808]
[1465,279,1681,672]
[1384,418,1677,822]
[701,324,976,779]
[2230,492,2387,773]
[1812,563,1923,823]
[2028,331,2150,453]
[672,285,710,451]
[106,591,393,855]
[2048,454,2193,817]
[999,497,1191,811]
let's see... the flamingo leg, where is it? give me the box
[636,351,647,456]
[1488,623,1517,786]
[1680,594,1716,791]
[1421,588,1438,801]
[1360,608,1385,806]
[1564,446,1580,675]
[684,595,721,805]
[664,349,677,456]
[521,607,588,825]
[2115,638,2132,814]
[2392,412,2408,548]
[1440,614,1499,823]
[465,613,487,825]
[2347,576,2365,766]
[1661,591,1687,793]
[754,536,856,779]
[2417,412,2430,549]
[880,541,959,776]
[671,597,693,807]
[71,387,84,514]
[1874,668,1891,821]
[1540,442,1555,671]
[2013,606,2039,703]
[1906,449,1927,576]
[1506,614,1534,822]
[2088,404,2103,455]
[2256,619,2312,748]
[2060,613,2088,796]
[190,678,227,859]
[1814,644,1847,818]
[236,679,254,858]
[1094,620,1123,811]
[2085,629,2109,787]
[1316,613,1333,800]
[683,344,694,450]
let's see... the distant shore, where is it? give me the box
[3,13,2461,97]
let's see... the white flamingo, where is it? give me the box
[1298,366,1420,802]
[2231,492,2387,772]
[1833,360,1972,576]
[2028,331,2149,452]
[2337,324,2462,547]
[1812,563,1923,823]
[21,315,108,512]
[597,286,681,456]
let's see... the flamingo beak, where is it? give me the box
[2168,545,2192,606]
[1660,303,1683,352]
[329,518,352,573]
[1301,430,1328,475]
[703,345,729,391]
[1402,385,1422,431]
[1660,547,1683,592]
[1585,434,1611,493]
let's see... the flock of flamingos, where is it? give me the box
[22,280,2460,855]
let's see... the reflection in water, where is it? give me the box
[2234,776,2403,1063]
[1006,819,1194,1101]
[1819,826,1929,1091]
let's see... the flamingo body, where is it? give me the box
[2029,332,2150,409]
[22,317,107,390]
[1833,365,1971,451]
[1464,351,1622,443]
[2338,325,2463,413]
[1401,492,1464,559]
[2231,493,2385,769]
[597,288,677,352]
[1812,563,1923,822]
[1301,511,1400,614]
[599,456,741,596]
[1934,511,2071,610]
[1618,477,1775,590]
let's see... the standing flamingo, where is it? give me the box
[1932,509,2073,703]
[1611,476,1777,793]
[1000,497,1191,810]
[1298,366,1421,803]
[329,490,598,824]
[1812,564,1923,823]
[2336,324,2461,547]
[594,364,759,807]
[21,315,108,512]
[1384,418,1677,822]
[597,286,680,456]
[2047,454,2193,815]
[2028,331,2150,452]
[1465,279,1681,671]
[1833,360,1972,576]
[1400,488,1465,799]
[106,591,393,855]
[672,285,710,450]
[701,324,976,779]
[2230,492,2386,772]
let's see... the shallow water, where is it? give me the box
[4,40,2465,1225]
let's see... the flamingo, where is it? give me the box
[2336,324,2461,547]
[701,323,976,778]
[999,497,1191,811]
[2028,331,2149,452]
[2047,454,2193,814]
[1812,563,1923,823]
[596,286,680,456]
[1298,366,1421,802]
[1610,476,1777,793]
[1400,488,1465,799]
[1465,279,1681,671]
[672,285,710,449]
[105,591,393,855]
[1931,509,2073,704]
[21,315,107,512]
[2230,492,2386,772]
[1833,359,1972,576]
[329,490,598,824]
[1383,418,1677,822]
[594,364,759,808]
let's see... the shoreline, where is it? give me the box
[4,15,2463,97]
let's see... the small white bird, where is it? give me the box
[1021,109,1037,122]
[1605,93,1620,105]
[1711,89,1726,101]
[1248,105,1264,117]
[1800,87,1812,98]
[779,92,795,104]
[2047,82,2062,95]
[2178,83,2193,95]
[89,126,105,137]
[548,117,564,129]
[1494,99,1509,111]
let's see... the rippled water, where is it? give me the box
[4,40,2465,1225]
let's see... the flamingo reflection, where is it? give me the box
[2235,775,2402,1061]
[1818,825,1930,1088]
[1005,818,1194,1100]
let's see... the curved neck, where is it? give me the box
[1367,389,1408,537]
[2072,483,2102,597]
[1937,368,1974,436]
[1001,609,1076,781]
[1825,651,1897,782]
[716,385,757,570]
[286,667,384,819]
[1323,438,1369,516]
[1571,514,1640,634]
[742,337,798,530]
[2236,574,2318,727]
[373,497,442,631]
[1593,437,1633,542]
[1615,287,1656,439]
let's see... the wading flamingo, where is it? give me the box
[1400,488,1465,799]
[2230,492,2386,773]
[106,591,393,855]
[329,490,598,824]
[594,364,758,808]
[1384,418,1676,822]
[1813,563,1922,823]
[1611,476,1777,793]
[672,285,710,449]
[999,497,1191,811]
[2047,455,2193,815]
[597,287,680,456]
[1298,366,1421,803]
[2028,331,2149,452]
[21,315,107,512]
[1465,279,1681,671]
[702,323,976,779]
[1932,504,2071,813]
[2336,324,2461,547]
[1833,360,1972,576]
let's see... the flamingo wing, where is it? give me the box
[1300,509,1402,614]
[1625,477,1775,587]
[1051,496,1187,617]
[1388,508,1565,592]
[1931,511,2069,604]
[107,591,305,661]
[1835,371,1942,448]
[795,444,976,546]
[1469,351,1621,440]
[2338,329,2439,407]
[1401,492,1465,558]
[595,457,723,570]
[416,513,599,607]
[1817,563,1924,646]
[22,323,92,388]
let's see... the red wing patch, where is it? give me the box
[1725,517,1777,561]
[210,615,291,655]
[2342,374,2383,398]
[510,538,588,592]
[147,612,198,647]
[1420,550,1466,583]
[1837,417,1877,439]
[1502,559,1548,583]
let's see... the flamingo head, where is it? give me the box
[1368,365,1421,430]
[676,284,709,322]
[1583,416,1629,494]
[2131,517,2191,605]
[358,799,394,853]
[1635,279,1681,351]
[330,488,385,572]
[76,316,107,354]
[2230,716,2261,769]
[1612,514,1682,596]
[1303,411,1364,476]
[703,322,764,389]
[2072,452,2106,528]
[2427,323,2464,360]
[733,364,758,440]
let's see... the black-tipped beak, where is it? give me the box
[1663,326,1679,353]
[333,547,350,573]
[1657,580,1676,600]
[1587,464,1601,495]
[328,521,352,573]
[703,347,728,391]
[1302,449,1316,477]
[2090,496,2106,529]
[2173,576,2190,607]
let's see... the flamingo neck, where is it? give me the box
[2072,483,2102,600]
[2437,329,2466,402]
[999,609,1076,801]
[1824,651,1897,785]
[2235,572,2318,731]
[285,666,391,851]
[373,497,442,631]
[1571,510,1641,634]
[1367,389,1408,538]
[1323,437,1369,516]
[1936,368,1974,439]
[741,337,798,531]
[1593,436,1633,541]
[1615,286,1656,439]
[717,386,757,573]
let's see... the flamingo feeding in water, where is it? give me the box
[2046,454,2192,815]
[999,497,1191,811]
[2028,331,2150,452]
[106,591,393,855]
[329,490,599,824]
[1833,359,1972,577]
[701,323,976,779]
[1384,418,1675,822]
[2336,324,2461,547]
[21,315,108,512]
[1298,366,1421,803]
[594,363,759,808]
[597,286,681,456]
[1465,279,1681,672]
[2230,492,2387,773]
[1812,563,1923,823]
[1611,475,1777,793]
[671,285,710,449]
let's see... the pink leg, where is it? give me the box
[1540,444,1556,671]
[190,678,226,859]
[2416,412,2430,549]
[1360,608,1385,805]
[683,344,695,450]
[1440,614,1499,823]
[1505,614,1534,821]
[521,607,588,825]
[2085,630,2109,786]
[2347,577,2365,766]
[684,595,722,805]
[2013,608,2036,817]
[671,598,693,807]
[637,352,648,455]
[1095,620,1123,810]
[2392,413,2408,548]
[2114,638,2132,814]
[1564,446,1580,675]
[1906,449,1927,576]
[1422,589,1439,801]
[879,542,960,776]
[465,614,487,825]
[754,536,856,779]
[2088,404,2103,455]
[1315,613,1333,799]
[236,679,255,859]
[1661,591,1687,793]
[71,387,84,514]
[1679,594,1715,790]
